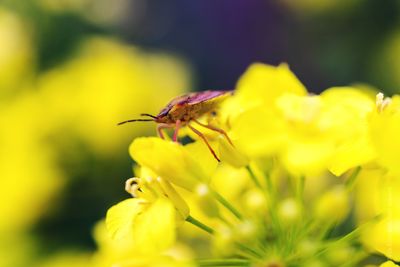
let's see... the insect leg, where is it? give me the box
[188,124,220,162]
[192,119,234,146]
[157,123,173,139]
[172,120,181,142]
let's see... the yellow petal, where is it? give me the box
[218,136,249,168]
[184,140,219,182]
[133,198,176,253]
[231,106,287,158]
[362,218,400,262]
[211,164,250,201]
[236,63,307,106]
[321,87,374,118]
[130,137,206,190]
[380,261,400,267]
[219,63,307,124]
[281,139,334,176]
[157,178,190,220]
[105,198,148,240]
[275,93,335,175]
[321,87,376,175]
[370,95,400,174]
[328,133,375,176]
[355,170,400,222]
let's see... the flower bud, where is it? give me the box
[218,135,249,168]
[194,184,219,218]
[278,198,300,223]
[314,185,349,223]
[243,188,268,214]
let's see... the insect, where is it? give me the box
[118,90,234,161]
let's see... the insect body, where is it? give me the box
[118,90,234,161]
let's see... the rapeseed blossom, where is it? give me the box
[103,63,399,266]
[38,37,190,154]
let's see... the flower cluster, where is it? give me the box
[100,63,400,267]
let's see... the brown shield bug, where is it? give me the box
[118,90,234,161]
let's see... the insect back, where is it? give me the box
[118,90,234,161]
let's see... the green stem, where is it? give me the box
[345,166,361,191]
[236,243,263,259]
[316,222,335,241]
[210,189,243,220]
[264,171,281,234]
[265,170,274,195]
[315,216,380,257]
[197,259,251,267]
[246,165,262,189]
[186,215,214,235]
[341,251,368,267]
[296,175,305,213]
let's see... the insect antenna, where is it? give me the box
[117,119,154,125]
[140,113,158,119]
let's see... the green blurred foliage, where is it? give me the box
[284,0,400,94]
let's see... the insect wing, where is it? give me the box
[156,90,232,117]
[186,90,232,105]
[157,94,193,117]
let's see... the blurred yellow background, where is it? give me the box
[1,0,400,266]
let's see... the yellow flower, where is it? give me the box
[370,94,400,174]
[354,168,385,222]
[106,198,176,253]
[130,137,217,190]
[39,37,190,154]
[276,87,375,175]
[355,168,400,222]
[94,220,194,267]
[219,63,307,160]
[321,87,376,176]
[0,92,63,234]
[228,106,287,158]
[221,65,376,175]
[233,63,307,111]
[356,169,400,261]
[106,170,191,247]
[314,185,350,223]
[362,218,400,262]
[276,93,332,175]
[125,174,190,220]
[380,261,400,267]
[101,62,400,266]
